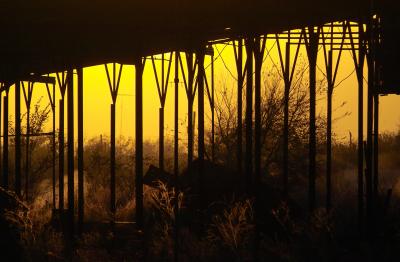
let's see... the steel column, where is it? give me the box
[105,63,123,222]
[253,36,265,262]
[111,103,116,219]
[233,40,244,176]
[2,93,8,189]
[22,81,34,201]
[366,55,374,237]
[211,52,215,162]
[276,32,302,198]
[373,94,379,205]
[245,38,254,194]
[57,72,68,211]
[52,83,56,209]
[173,51,180,262]
[77,68,84,234]
[135,58,145,228]
[15,81,21,197]
[350,23,365,233]
[67,70,74,233]
[197,48,205,202]
[305,27,319,212]
[59,99,65,210]
[0,90,2,185]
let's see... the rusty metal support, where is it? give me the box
[233,40,245,176]
[373,94,379,202]
[15,81,21,197]
[321,22,346,211]
[349,22,365,234]
[105,63,123,221]
[135,58,145,229]
[178,53,197,166]
[197,48,205,202]
[0,89,2,185]
[253,35,265,261]
[110,103,116,219]
[151,53,172,171]
[67,69,74,234]
[2,91,8,189]
[56,72,68,210]
[245,38,253,194]
[52,83,56,209]
[59,99,64,210]
[276,31,302,197]
[305,26,319,212]
[22,81,34,201]
[77,67,84,234]
[211,52,215,162]
[173,51,180,262]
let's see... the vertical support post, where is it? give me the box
[135,58,144,229]
[283,43,290,198]
[234,40,244,176]
[22,81,33,201]
[197,48,205,202]
[15,81,21,197]
[52,83,56,209]
[173,51,180,262]
[0,90,2,185]
[253,35,265,261]
[187,54,194,166]
[59,99,65,210]
[305,27,319,212]
[277,31,302,198]
[245,38,254,194]
[105,63,124,222]
[25,94,30,201]
[159,108,164,170]
[110,103,116,220]
[357,56,365,235]
[67,69,74,234]
[366,55,374,237]
[373,94,379,201]
[174,52,179,180]
[77,68,84,234]
[211,52,215,162]
[2,93,8,189]
[351,23,365,234]
[326,50,333,211]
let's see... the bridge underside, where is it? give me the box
[0,0,372,77]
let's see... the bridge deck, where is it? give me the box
[0,0,379,77]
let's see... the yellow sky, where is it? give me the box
[4,42,400,145]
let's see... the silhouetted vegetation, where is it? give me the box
[2,82,400,261]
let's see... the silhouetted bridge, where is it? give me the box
[0,0,399,257]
